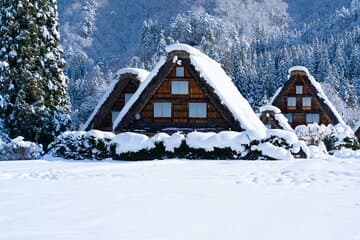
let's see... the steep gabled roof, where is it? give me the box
[113,43,267,138]
[270,66,346,125]
[82,68,149,130]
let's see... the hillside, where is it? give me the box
[57,0,359,128]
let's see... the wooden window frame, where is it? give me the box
[153,102,172,118]
[296,85,303,94]
[171,80,189,95]
[306,113,319,124]
[287,96,296,110]
[188,102,207,118]
[175,67,185,77]
[302,96,312,110]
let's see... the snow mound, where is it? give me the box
[111,132,155,154]
[0,137,43,160]
[259,105,281,114]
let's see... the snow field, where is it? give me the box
[0,157,359,240]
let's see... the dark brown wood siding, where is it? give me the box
[88,77,140,131]
[123,62,232,132]
[272,70,334,128]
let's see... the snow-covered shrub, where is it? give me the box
[0,137,43,160]
[295,123,359,152]
[110,131,308,160]
[49,130,308,160]
[48,130,115,160]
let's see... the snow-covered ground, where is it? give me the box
[0,157,359,240]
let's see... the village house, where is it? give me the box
[99,43,268,136]
[83,68,149,131]
[258,105,293,131]
[270,66,346,128]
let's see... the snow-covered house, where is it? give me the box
[259,105,293,131]
[270,66,345,128]
[83,68,149,131]
[112,43,267,136]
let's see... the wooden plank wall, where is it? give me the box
[139,65,227,126]
[274,71,332,127]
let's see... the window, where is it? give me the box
[176,67,185,77]
[306,113,319,124]
[124,93,133,104]
[287,97,296,108]
[189,103,207,118]
[154,102,172,118]
[302,97,311,107]
[296,85,303,94]
[112,111,120,123]
[284,113,293,123]
[171,81,188,94]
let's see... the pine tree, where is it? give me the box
[0,0,71,147]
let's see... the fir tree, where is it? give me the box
[0,0,71,147]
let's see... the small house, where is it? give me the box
[270,66,345,128]
[259,105,293,131]
[112,43,267,136]
[83,68,149,131]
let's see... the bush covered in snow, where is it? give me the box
[48,130,115,160]
[48,130,308,160]
[295,123,359,152]
[0,137,43,160]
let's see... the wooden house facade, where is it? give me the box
[270,66,345,128]
[83,68,149,131]
[112,44,267,136]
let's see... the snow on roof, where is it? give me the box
[271,66,346,125]
[115,68,149,82]
[274,113,293,131]
[259,105,281,114]
[113,57,167,130]
[113,43,267,138]
[82,68,149,131]
[259,105,293,131]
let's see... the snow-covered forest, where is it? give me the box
[57,0,360,128]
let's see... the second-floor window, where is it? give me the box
[189,103,207,118]
[154,102,172,118]
[287,97,296,108]
[171,81,188,94]
[302,97,312,108]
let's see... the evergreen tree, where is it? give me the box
[0,0,71,147]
